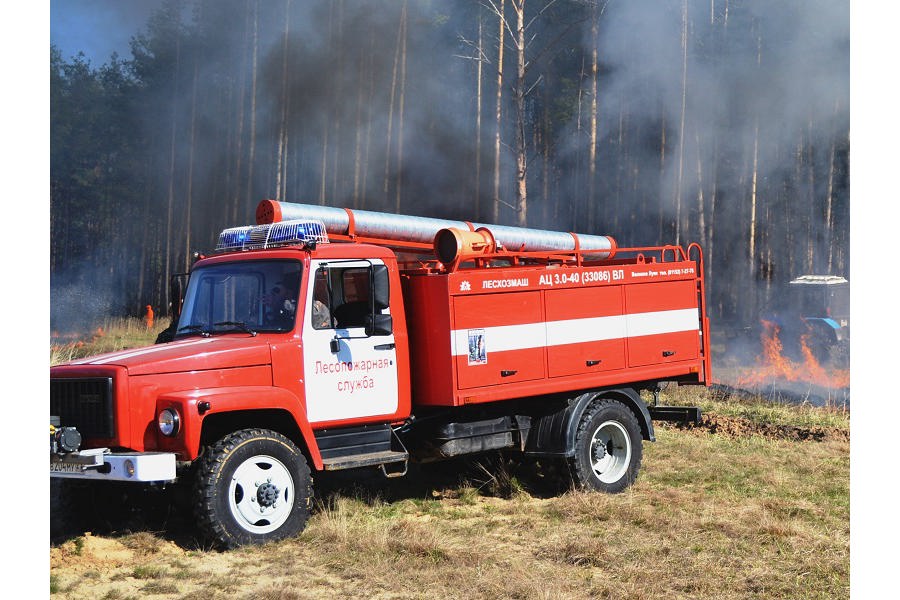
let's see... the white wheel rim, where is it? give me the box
[228,454,294,534]
[589,420,632,484]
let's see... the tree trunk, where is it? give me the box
[395,0,408,213]
[748,118,759,280]
[658,109,666,241]
[319,2,336,205]
[825,99,838,273]
[475,12,484,220]
[330,0,345,204]
[587,1,599,231]
[184,37,201,269]
[360,27,376,209]
[384,3,404,207]
[352,38,365,208]
[674,0,689,246]
[512,0,527,227]
[245,0,259,210]
[229,0,251,224]
[275,0,291,202]
[695,130,706,248]
[573,55,584,229]
[492,0,505,224]
[164,35,182,315]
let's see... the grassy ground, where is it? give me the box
[49,320,850,599]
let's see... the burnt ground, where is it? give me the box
[661,413,849,443]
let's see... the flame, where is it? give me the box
[738,320,849,389]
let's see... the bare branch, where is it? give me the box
[525,73,543,97]
[525,0,562,31]
[496,197,517,210]
[458,33,492,64]
[481,0,517,44]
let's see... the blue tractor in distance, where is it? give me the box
[765,275,849,367]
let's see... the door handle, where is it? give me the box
[586,359,602,367]
[662,350,676,357]
[501,370,518,377]
[374,343,396,351]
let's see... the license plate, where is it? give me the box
[50,461,85,474]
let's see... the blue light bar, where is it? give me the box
[217,226,254,251]
[216,219,330,252]
[269,220,329,246]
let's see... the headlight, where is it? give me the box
[158,408,181,437]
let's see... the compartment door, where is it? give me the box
[625,280,700,367]
[546,286,626,377]
[452,291,546,389]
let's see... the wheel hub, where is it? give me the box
[589,420,632,484]
[256,482,280,508]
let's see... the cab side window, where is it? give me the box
[333,268,371,329]
[311,269,334,330]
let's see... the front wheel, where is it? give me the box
[569,399,643,493]
[194,428,312,549]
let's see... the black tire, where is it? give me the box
[50,479,130,540]
[569,398,643,493]
[193,428,312,549]
[50,479,82,541]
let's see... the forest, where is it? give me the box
[49,0,849,335]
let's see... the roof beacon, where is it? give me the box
[216,219,329,252]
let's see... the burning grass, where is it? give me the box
[50,316,173,365]
[49,386,849,600]
[714,320,850,410]
[741,320,846,384]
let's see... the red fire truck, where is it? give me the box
[50,200,710,548]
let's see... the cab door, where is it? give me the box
[302,259,399,424]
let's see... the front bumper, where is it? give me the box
[50,449,176,482]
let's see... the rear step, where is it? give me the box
[648,405,702,425]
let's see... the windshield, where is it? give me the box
[177,259,302,336]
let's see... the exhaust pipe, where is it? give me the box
[256,200,616,258]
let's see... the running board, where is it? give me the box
[648,405,702,425]
[320,450,409,472]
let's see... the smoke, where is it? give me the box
[50,261,118,335]
[576,0,850,388]
[50,0,849,380]
[580,0,849,230]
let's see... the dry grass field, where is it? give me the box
[49,321,850,599]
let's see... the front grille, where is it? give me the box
[50,378,115,439]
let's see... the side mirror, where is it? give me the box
[372,265,390,309]
[170,273,189,321]
[366,313,393,336]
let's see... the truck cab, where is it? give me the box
[174,241,412,429]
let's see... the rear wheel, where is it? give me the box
[194,428,312,549]
[569,399,643,493]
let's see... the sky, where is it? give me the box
[50,0,162,64]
